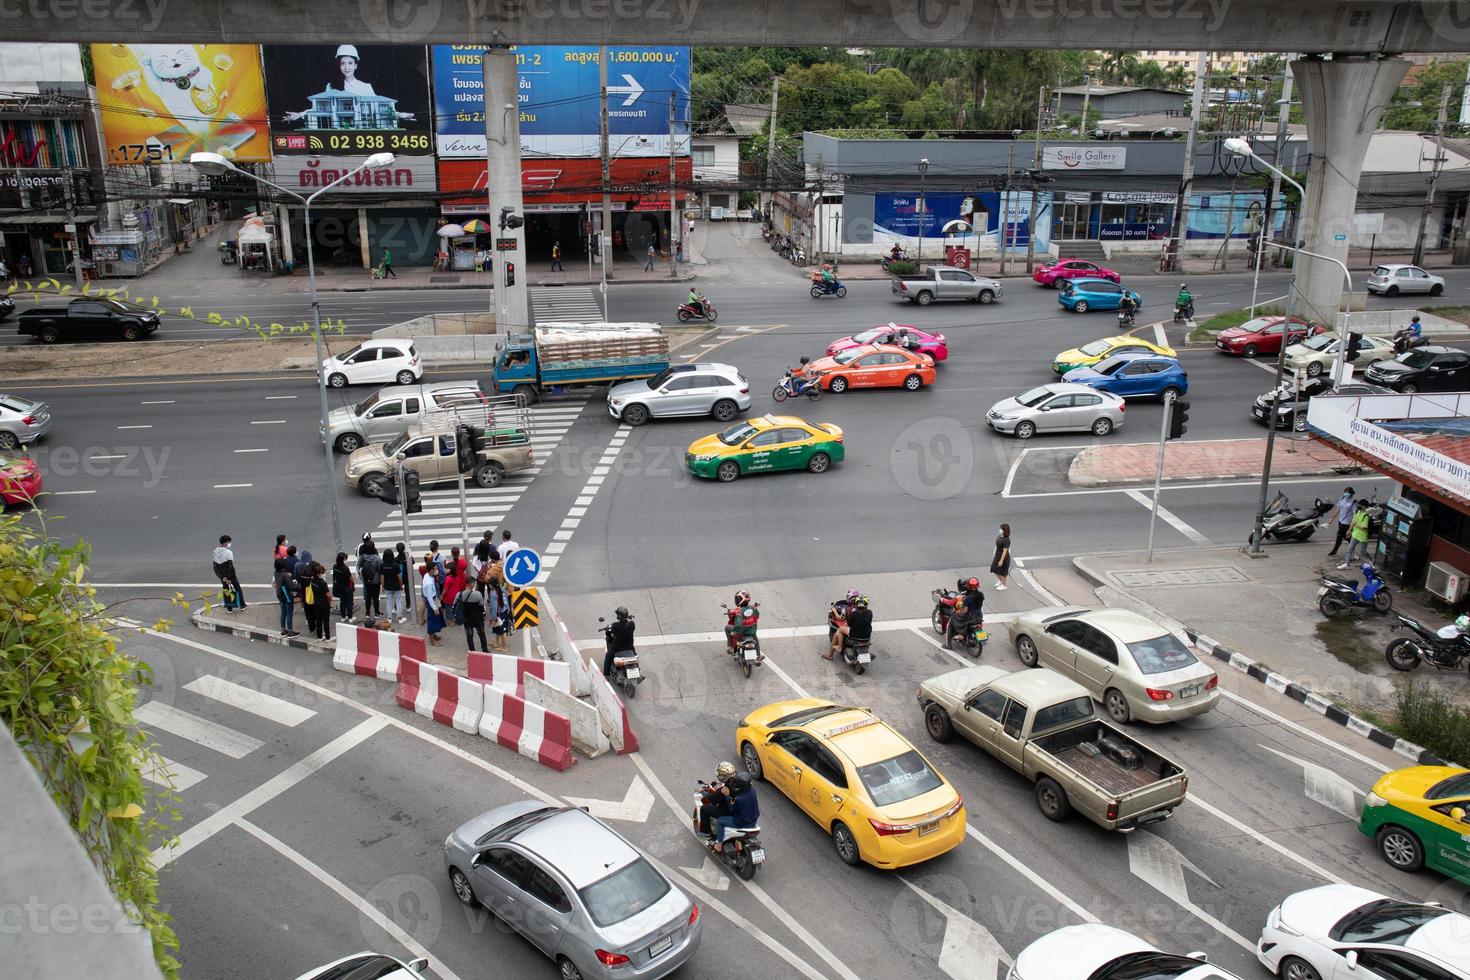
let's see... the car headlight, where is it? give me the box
[995,413,1017,421]
[610,398,624,407]
[1364,790,1386,807]
[1267,907,1302,937]
[692,454,715,462]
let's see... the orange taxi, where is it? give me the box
[805,344,936,394]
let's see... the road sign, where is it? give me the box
[496,237,517,251]
[1334,233,1348,241]
[511,587,540,628]
[504,548,542,586]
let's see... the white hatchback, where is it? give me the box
[321,339,422,388]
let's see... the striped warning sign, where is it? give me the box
[512,587,540,629]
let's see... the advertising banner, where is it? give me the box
[1042,145,1127,170]
[432,45,690,158]
[270,155,437,196]
[438,157,691,212]
[872,191,1048,248]
[262,43,431,156]
[92,43,271,164]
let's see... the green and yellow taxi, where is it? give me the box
[1359,765,1470,883]
[685,414,845,483]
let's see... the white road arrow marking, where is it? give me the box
[1260,745,1363,818]
[566,775,654,823]
[1127,831,1254,952]
[609,73,644,107]
[901,879,1009,980]
[676,856,730,891]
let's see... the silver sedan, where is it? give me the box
[0,393,50,450]
[986,382,1125,439]
[444,801,701,980]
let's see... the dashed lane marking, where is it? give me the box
[134,700,264,759]
[183,675,316,728]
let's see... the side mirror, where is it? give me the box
[469,851,484,869]
[1187,952,1208,962]
[1344,951,1359,970]
[1453,806,1467,822]
[407,958,429,974]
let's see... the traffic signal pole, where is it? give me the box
[1145,391,1175,563]
[395,456,412,554]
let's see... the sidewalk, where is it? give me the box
[1069,436,1351,487]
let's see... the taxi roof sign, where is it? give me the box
[825,716,881,738]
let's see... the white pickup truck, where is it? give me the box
[891,267,1003,306]
[917,665,1188,831]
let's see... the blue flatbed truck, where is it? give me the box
[492,323,670,404]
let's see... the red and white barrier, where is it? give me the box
[537,590,593,697]
[396,659,483,734]
[589,667,639,755]
[524,673,609,758]
[479,686,576,771]
[333,624,426,681]
[466,651,571,696]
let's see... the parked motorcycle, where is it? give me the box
[1385,613,1470,674]
[772,368,823,402]
[1318,562,1394,618]
[810,277,847,299]
[1250,493,1332,545]
[677,298,719,323]
[597,615,643,699]
[828,600,874,674]
[692,780,763,879]
[722,601,762,679]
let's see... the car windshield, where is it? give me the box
[645,368,676,390]
[1094,951,1226,979]
[1300,333,1337,352]
[339,345,364,361]
[1079,340,1113,356]
[1015,387,1054,407]
[99,299,131,314]
[832,349,863,365]
[353,391,381,415]
[1032,696,1095,734]
[718,422,759,446]
[1127,633,1199,674]
[1428,772,1470,798]
[856,750,945,807]
[578,857,671,928]
[854,327,886,343]
[1330,899,1450,945]
[307,954,407,980]
[1398,350,1436,368]
[383,432,409,456]
[1093,356,1135,376]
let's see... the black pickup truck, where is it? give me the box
[17,298,161,343]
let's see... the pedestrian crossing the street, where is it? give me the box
[530,285,604,324]
[366,398,590,553]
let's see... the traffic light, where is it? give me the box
[455,424,476,473]
[505,262,515,286]
[1167,399,1190,440]
[402,469,422,514]
[499,206,524,231]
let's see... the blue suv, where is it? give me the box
[1063,353,1188,400]
[1058,277,1142,313]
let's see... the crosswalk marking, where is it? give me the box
[135,700,264,759]
[143,755,208,791]
[183,676,316,728]
[530,285,604,323]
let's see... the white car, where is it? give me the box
[321,339,422,389]
[1366,264,1446,297]
[1009,923,1240,979]
[293,951,428,980]
[1283,332,1397,378]
[1258,883,1470,980]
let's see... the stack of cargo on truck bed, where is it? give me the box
[493,322,672,402]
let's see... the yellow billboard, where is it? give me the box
[92,43,271,165]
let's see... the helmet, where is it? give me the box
[335,44,361,60]
[715,761,737,782]
[1457,615,1469,631]
[615,606,630,621]
[967,577,979,590]
[846,588,860,602]
[799,355,811,365]
[734,590,751,607]
[1179,283,1187,289]
[855,595,869,608]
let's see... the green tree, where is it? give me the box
[901,83,952,130]
[1382,58,1469,132]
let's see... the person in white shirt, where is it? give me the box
[500,530,520,563]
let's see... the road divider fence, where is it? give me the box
[480,684,577,771]
[467,650,572,696]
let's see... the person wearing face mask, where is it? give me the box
[991,524,1011,591]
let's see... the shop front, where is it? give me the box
[268,154,440,268]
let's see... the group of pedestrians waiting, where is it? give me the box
[418,531,517,651]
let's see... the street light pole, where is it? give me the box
[189,151,395,560]
[917,158,929,268]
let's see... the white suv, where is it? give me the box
[321,339,422,388]
[607,362,752,426]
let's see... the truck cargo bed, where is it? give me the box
[1052,745,1160,795]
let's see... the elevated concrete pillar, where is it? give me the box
[1294,57,1409,322]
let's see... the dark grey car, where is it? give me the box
[444,802,701,980]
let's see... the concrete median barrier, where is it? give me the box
[333,624,426,681]
[397,658,483,734]
[466,650,572,695]
[589,669,639,755]
[479,686,576,771]
[524,673,609,759]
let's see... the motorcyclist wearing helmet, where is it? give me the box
[603,605,636,678]
[713,772,760,853]
[688,287,708,317]
[1118,291,1138,325]
[846,595,873,647]
[789,355,816,395]
[948,577,985,646]
[826,588,861,660]
[696,761,737,837]
[1175,283,1194,318]
[725,590,760,657]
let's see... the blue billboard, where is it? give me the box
[433,45,689,159]
[873,191,1050,250]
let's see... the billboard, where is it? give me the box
[438,157,692,212]
[92,43,271,164]
[432,45,689,158]
[262,43,431,155]
[873,191,1049,249]
[271,155,437,196]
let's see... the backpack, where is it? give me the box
[303,581,316,605]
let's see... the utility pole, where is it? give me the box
[1145,391,1176,563]
[1080,74,1092,135]
[1250,57,1295,318]
[599,45,613,300]
[1166,52,1208,273]
[668,90,679,278]
[917,158,929,268]
[1026,84,1045,273]
[764,76,781,221]
[1413,82,1452,267]
[1000,144,1013,275]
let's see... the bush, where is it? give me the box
[0,516,179,976]
[885,259,918,276]
[1395,681,1470,766]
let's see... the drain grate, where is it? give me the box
[429,275,460,283]
[1113,567,1249,588]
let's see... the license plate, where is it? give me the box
[857,652,872,663]
[1179,684,1201,699]
[918,820,941,836]
[743,649,759,662]
[624,667,641,679]
[1317,586,1328,597]
[1251,407,1264,418]
[1216,341,1226,349]
[749,847,765,863]
[649,934,673,957]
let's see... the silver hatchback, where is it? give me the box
[445,802,701,980]
[607,362,750,426]
[0,393,51,449]
[986,382,1126,439]
[1365,264,1446,296]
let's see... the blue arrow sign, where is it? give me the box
[504,548,542,587]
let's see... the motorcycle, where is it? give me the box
[810,276,847,299]
[677,298,719,323]
[881,250,912,272]
[597,615,643,699]
[828,601,873,674]
[772,369,823,403]
[1173,300,1195,323]
[1249,493,1332,545]
[1392,329,1429,356]
[1117,308,1137,329]
[692,780,763,879]
[722,601,762,678]
[1385,613,1470,674]
[1318,562,1393,618]
[931,583,986,657]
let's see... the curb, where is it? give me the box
[1071,556,1452,768]
[192,609,334,655]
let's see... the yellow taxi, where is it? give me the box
[1051,335,1177,375]
[736,699,966,869]
[1359,765,1470,884]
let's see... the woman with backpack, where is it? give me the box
[381,553,405,624]
[304,563,331,639]
[273,557,300,637]
[358,540,383,619]
[333,553,355,624]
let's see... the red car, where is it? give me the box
[826,324,949,363]
[0,453,40,506]
[1032,259,1121,288]
[1214,315,1325,358]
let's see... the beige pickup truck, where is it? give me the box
[917,665,1188,831]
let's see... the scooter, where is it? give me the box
[772,369,823,402]
[1385,614,1470,674]
[881,249,912,272]
[1318,562,1394,618]
[1249,494,1332,545]
[722,601,762,679]
[810,276,847,299]
[828,602,873,674]
[677,298,719,323]
[1392,329,1429,356]
[597,615,643,699]
[1117,308,1137,329]
[692,780,763,879]
[1173,300,1195,323]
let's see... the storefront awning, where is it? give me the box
[1308,393,1470,511]
[0,212,98,226]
